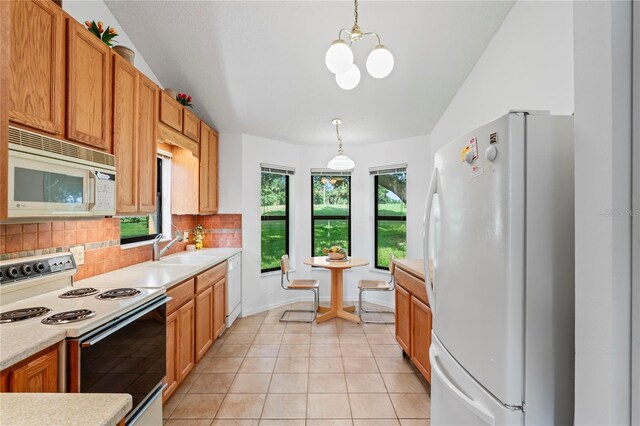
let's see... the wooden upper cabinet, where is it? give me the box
[8,0,65,136]
[182,108,200,141]
[113,55,138,214]
[160,91,182,132]
[171,147,199,215]
[137,74,158,213]
[66,20,111,151]
[199,123,219,214]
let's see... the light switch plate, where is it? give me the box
[183,231,189,241]
[70,245,85,265]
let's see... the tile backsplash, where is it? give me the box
[0,214,242,281]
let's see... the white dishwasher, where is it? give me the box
[226,253,242,328]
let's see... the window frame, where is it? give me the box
[373,172,407,270]
[119,156,164,245]
[260,171,290,273]
[311,174,352,257]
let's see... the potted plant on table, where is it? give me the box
[322,246,347,260]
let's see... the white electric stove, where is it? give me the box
[0,252,167,425]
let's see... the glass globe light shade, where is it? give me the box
[327,154,355,170]
[325,40,353,74]
[335,64,361,90]
[366,45,394,79]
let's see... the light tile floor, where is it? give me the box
[163,301,431,426]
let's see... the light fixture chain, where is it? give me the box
[336,121,343,153]
[354,0,359,26]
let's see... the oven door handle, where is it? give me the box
[81,296,170,348]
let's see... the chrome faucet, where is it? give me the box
[153,231,184,261]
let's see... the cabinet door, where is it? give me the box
[410,296,432,383]
[182,109,200,141]
[163,310,178,401]
[213,279,226,338]
[9,0,65,136]
[177,299,195,382]
[395,284,411,353]
[199,124,219,214]
[195,286,214,362]
[160,91,182,131]
[137,74,158,213]
[67,20,111,151]
[9,348,57,392]
[113,55,138,214]
[171,147,199,215]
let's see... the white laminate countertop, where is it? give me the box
[0,324,65,371]
[78,248,242,290]
[1,248,241,370]
[0,393,132,426]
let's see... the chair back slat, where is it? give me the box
[281,255,290,275]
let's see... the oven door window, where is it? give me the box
[80,304,166,413]
[14,167,84,204]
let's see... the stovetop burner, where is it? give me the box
[96,288,141,300]
[41,309,96,324]
[0,307,51,323]
[59,288,99,298]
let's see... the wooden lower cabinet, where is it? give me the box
[213,278,226,338]
[164,262,228,402]
[177,299,195,383]
[195,286,214,362]
[410,296,432,383]
[1,345,58,393]
[395,284,411,353]
[393,259,432,383]
[163,310,178,400]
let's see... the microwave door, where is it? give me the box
[8,151,92,217]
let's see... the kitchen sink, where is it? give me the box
[158,252,221,266]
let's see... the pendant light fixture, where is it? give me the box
[327,118,355,170]
[325,0,394,90]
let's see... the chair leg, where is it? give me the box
[359,289,396,324]
[279,289,318,323]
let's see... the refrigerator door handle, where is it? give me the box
[423,168,438,312]
[432,352,496,426]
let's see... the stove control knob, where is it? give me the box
[21,264,32,275]
[7,267,19,278]
[34,263,45,273]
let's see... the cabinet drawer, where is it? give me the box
[167,278,195,313]
[395,268,429,306]
[196,262,227,293]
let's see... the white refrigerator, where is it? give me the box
[423,112,575,425]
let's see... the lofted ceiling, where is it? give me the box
[105,1,514,145]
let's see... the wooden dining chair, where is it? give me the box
[280,255,320,322]
[357,255,396,324]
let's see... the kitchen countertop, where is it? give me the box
[0,324,65,371]
[78,248,241,290]
[0,393,132,426]
[1,248,241,371]
[393,258,426,281]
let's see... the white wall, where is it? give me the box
[429,0,574,154]
[221,132,430,315]
[573,1,633,424]
[64,0,162,86]
[218,133,243,214]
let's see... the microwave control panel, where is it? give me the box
[94,170,116,214]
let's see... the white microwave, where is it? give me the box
[6,127,116,220]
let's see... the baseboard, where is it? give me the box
[240,295,395,317]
